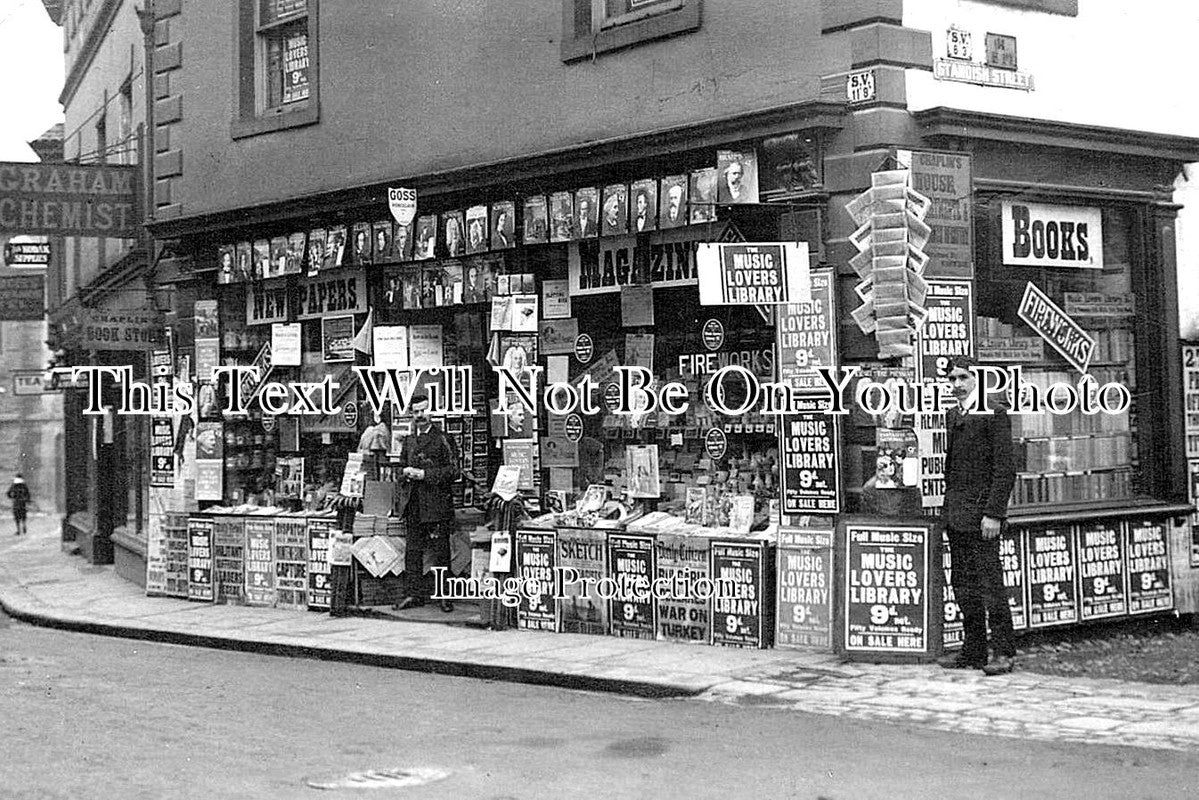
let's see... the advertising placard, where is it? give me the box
[776,270,836,395]
[1026,526,1078,627]
[213,516,246,605]
[1075,521,1128,620]
[896,150,973,278]
[914,279,973,383]
[1017,282,1095,374]
[941,530,963,650]
[999,527,1028,630]
[163,513,190,598]
[1125,519,1172,614]
[150,417,175,487]
[776,528,832,649]
[516,529,557,632]
[145,514,168,597]
[555,527,608,635]
[710,540,770,649]
[244,519,277,607]
[779,413,840,514]
[1190,460,1199,567]
[186,518,215,603]
[843,522,930,654]
[274,518,309,611]
[0,275,44,320]
[4,240,50,266]
[1002,201,1102,269]
[696,242,811,306]
[1184,344,1199,459]
[655,534,711,643]
[307,519,335,610]
[607,533,656,640]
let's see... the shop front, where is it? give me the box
[137,117,1199,660]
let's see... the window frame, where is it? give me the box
[561,0,700,63]
[232,0,320,140]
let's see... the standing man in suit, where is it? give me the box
[940,356,1017,675]
[394,393,459,612]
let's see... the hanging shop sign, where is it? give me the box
[1002,202,1102,269]
[842,521,931,655]
[1075,521,1128,620]
[710,540,770,649]
[78,289,164,350]
[1026,526,1078,628]
[214,517,246,605]
[779,413,840,514]
[1000,527,1028,630]
[776,270,835,395]
[568,225,711,296]
[388,187,418,226]
[1125,519,1172,614]
[895,150,973,279]
[655,534,711,643]
[607,533,656,640]
[776,528,833,649]
[555,527,608,636]
[0,275,44,321]
[0,161,140,238]
[12,370,52,396]
[1017,282,1095,374]
[186,518,215,603]
[516,530,557,632]
[4,240,50,266]
[696,242,811,305]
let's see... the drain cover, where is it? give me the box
[306,767,449,790]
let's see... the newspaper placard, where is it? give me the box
[555,527,608,635]
[1070,520,1127,620]
[187,518,215,602]
[163,513,191,598]
[1026,526,1078,628]
[941,530,963,649]
[214,516,246,605]
[516,529,557,632]
[843,522,930,653]
[274,518,309,610]
[895,150,973,278]
[655,534,711,643]
[244,519,277,607]
[1125,519,1172,614]
[150,417,175,487]
[776,528,832,649]
[710,540,769,649]
[307,519,335,610]
[607,533,656,640]
[1000,527,1028,630]
[779,413,840,514]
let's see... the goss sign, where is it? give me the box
[1002,201,1102,269]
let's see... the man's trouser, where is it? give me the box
[948,529,1016,663]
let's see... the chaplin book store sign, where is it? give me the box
[0,162,140,238]
[246,269,366,325]
[79,291,165,350]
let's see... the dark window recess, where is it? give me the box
[561,0,700,62]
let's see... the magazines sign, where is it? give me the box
[779,413,840,514]
[697,242,811,305]
[569,226,704,296]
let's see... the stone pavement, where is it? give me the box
[3,516,1199,753]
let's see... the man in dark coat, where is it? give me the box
[7,473,30,536]
[394,393,459,612]
[940,356,1018,675]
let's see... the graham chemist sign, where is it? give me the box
[0,162,140,238]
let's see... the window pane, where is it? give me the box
[260,0,306,26]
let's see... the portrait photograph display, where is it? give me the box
[442,210,466,257]
[217,245,236,284]
[522,195,548,245]
[631,178,658,233]
[689,167,719,223]
[350,222,373,266]
[415,215,437,260]
[491,201,516,250]
[602,183,628,237]
[372,220,393,263]
[461,257,493,304]
[324,225,347,270]
[716,149,759,205]
[549,191,574,243]
[401,267,423,310]
[306,229,326,275]
[286,232,306,275]
[393,219,415,262]
[466,204,489,254]
[659,174,688,229]
[253,239,272,281]
[269,236,289,279]
[235,242,253,282]
[574,187,599,239]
